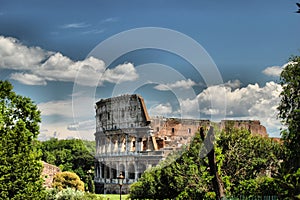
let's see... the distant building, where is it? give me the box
[94,94,268,194]
[41,161,61,188]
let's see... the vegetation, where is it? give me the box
[45,188,103,200]
[278,55,300,172]
[277,55,300,198]
[39,138,95,192]
[129,128,283,199]
[0,80,46,199]
[52,171,85,191]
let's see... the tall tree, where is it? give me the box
[278,56,300,172]
[0,80,45,199]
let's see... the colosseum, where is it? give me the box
[94,94,267,194]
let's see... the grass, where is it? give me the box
[100,194,130,200]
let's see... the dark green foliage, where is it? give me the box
[130,128,283,199]
[40,138,95,192]
[278,55,300,172]
[130,132,215,199]
[218,129,283,192]
[0,80,45,199]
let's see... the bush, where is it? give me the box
[45,188,103,200]
[52,171,84,191]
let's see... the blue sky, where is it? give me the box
[0,0,299,140]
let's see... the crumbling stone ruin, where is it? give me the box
[41,161,61,188]
[94,94,268,194]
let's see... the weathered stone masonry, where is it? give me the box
[94,94,268,194]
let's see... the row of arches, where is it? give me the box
[95,161,147,182]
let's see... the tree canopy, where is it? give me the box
[0,80,45,199]
[278,55,300,172]
[39,138,95,192]
[129,127,283,199]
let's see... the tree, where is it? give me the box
[0,80,45,199]
[130,127,283,199]
[52,171,85,191]
[278,55,300,172]
[40,138,95,192]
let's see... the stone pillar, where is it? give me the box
[110,136,114,154]
[104,136,108,154]
[124,163,128,184]
[99,163,101,178]
[118,136,122,154]
[126,134,129,153]
[136,138,142,152]
[100,163,104,179]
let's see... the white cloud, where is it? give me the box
[262,62,298,77]
[262,66,282,77]
[38,99,73,118]
[149,103,173,116]
[67,120,94,131]
[223,79,242,89]
[102,63,138,83]
[154,79,196,91]
[0,35,138,86]
[177,81,282,136]
[61,22,89,29]
[101,17,118,23]
[39,121,95,141]
[38,96,95,119]
[10,73,47,85]
[0,36,50,70]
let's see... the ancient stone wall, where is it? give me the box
[41,161,61,188]
[220,120,267,136]
[94,94,269,194]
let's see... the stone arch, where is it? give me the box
[138,163,147,178]
[111,163,117,179]
[119,163,125,176]
[105,163,110,179]
[128,163,135,180]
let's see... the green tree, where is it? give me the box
[130,128,283,199]
[52,171,85,191]
[278,55,300,172]
[40,138,95,192]
[130,132,215,199]
[0,80,45,199]
[218,128,283,197]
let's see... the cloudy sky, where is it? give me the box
[0,0,299,140]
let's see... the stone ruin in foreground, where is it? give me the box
[94,94,267,194]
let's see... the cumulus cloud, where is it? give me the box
[10,73,47,85]
[177,81,282,136]
[223,79,242,89]
[154,79,196,91]
[0,35,138,86]
[263,62,298,77]
[0,36,50,70]
[262,66,282,77]
[149,103,173,116]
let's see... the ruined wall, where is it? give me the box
[94,94,162,194]
[94,94,269,194]
[96,94,150,132]
[220,120,267,136]
[151,117,210,149]
[41,161,61,188]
